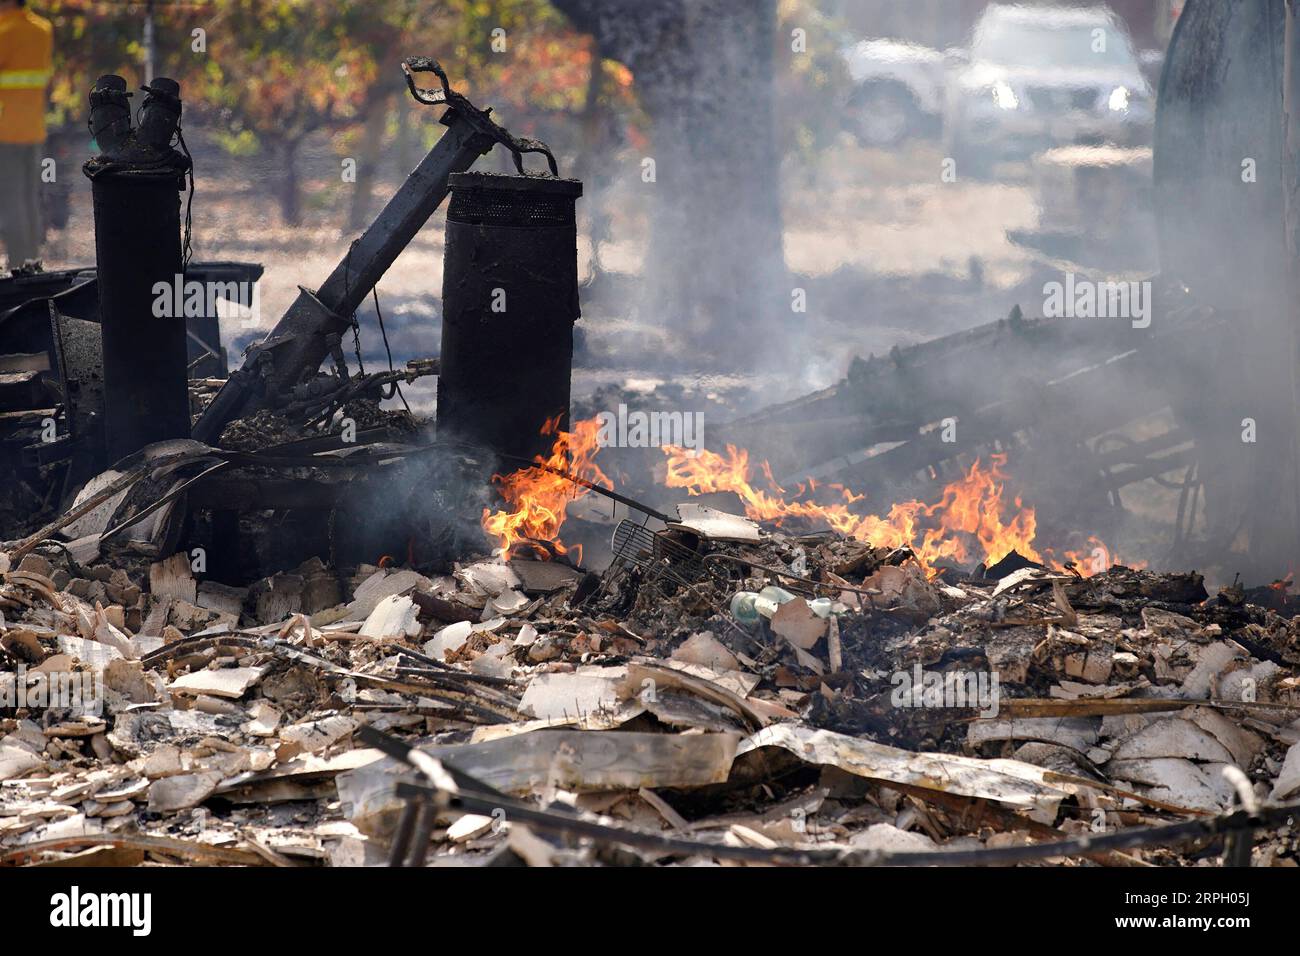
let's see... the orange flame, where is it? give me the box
[664,445,1044,572]
[481,416,610,561]
[1043,536,1146,576]
[482,419,1132,579]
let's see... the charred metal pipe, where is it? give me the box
[136,77,183,150]
[87,74,132,156]
[84,75,192,464]
[437,171,582,463]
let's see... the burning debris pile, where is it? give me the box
[3,55,1300,871]
[3,462,1300,866]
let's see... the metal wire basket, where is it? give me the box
[607,518,713,596]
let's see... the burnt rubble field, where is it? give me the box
[2,452,1300,867]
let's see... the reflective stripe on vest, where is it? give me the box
[0,69,53,90]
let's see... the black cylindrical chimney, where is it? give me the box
[438,171,582,463]
[84,76,192,464]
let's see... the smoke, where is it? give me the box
[40,2,1289,586]
[208,0,1300,592]
[335,445,501,571]
[1152,0,1296,582]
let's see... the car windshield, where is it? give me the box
[973,19,1136,70]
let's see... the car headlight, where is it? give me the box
[1108,86,1130,111]
[992,80,1019,110]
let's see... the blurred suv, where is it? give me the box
[945,3,1155,172]
[841,38,947,147]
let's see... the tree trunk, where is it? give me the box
[278,137,302,227]
[575,39,614,276]
[396,93,414,179]
[554,0,786,360]
[1155,0,1298,576]
[347,93,392,233]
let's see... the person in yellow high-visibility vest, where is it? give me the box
[0,0,53,269]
